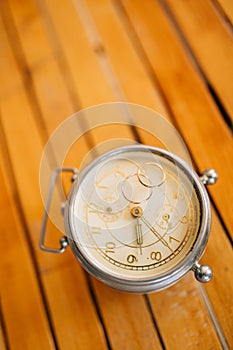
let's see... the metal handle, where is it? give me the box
[40,167,78,254]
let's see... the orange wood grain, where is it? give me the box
[0,8,109,346]
[84,0,168,115]
[92,280,163,350]
[150,274,222,349]
[44,263,108,350]
[0,0,232,349]
[1,1,164,349]
[40,1,230,349]
[0,88,108,349]
[122,0,233,237]
[122,1,233,346]
[1,1,170,348]
[166,0,233,123]
[41,0,115,107]
[0,155,55,349]
[203,208,233,346]
[0,321,7,350]
[216,0,233,24]
[0,16,22,100]
[5,0,52,68]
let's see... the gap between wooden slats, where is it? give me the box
[0,302,9,350]
[163,0,233,128]
[213,0,233,25]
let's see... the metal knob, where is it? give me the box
[193,263,213,283]
[200,169,218,185]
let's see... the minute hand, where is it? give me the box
[140,215,173,252]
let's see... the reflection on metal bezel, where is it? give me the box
[65,145,211,293]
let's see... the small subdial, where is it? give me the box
[97,205,122,223]
[137,162,166,188]
[155,204,189,233]
[121,173,152,204]
[87,200,125,223]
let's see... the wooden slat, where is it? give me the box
[0,144,55,349]
[0,15,55,350]
[216,0,233,24]
[165,0,233,123]
[3,0,53,68]
[122,0,233,237]
[38,0,115,107]
[92,280,163,350]
[0,15,22,100]
[81,0,168,114]
[0,318,7,350]
[203,207,233,346]
[121,0,233,346]
[150,274,222,349]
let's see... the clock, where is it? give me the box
[40,144,217,293]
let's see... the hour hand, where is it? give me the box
[135,219,143,245]
[131,207,143,253]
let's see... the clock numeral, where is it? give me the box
[90,226,102,234]
[105,242,116,253]
[169,235,180,243]
[127,254,138,264]
[96,182,108,189]
[150,251,162,261]
[88,202,99,214]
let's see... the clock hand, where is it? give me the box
[131,207,173,252]
[136,218,143,245]
[140,215,173,252]
[135,218,143,254]
[130,207,143,254]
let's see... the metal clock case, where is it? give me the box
[40,145,218,293]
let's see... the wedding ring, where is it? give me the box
[121,173,152,204]
[137,162,166,188]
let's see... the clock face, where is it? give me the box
[66,146,207,290]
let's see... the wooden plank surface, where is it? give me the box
[122,0,233,237]
[0,130,55,349]
[165,0,233,124]
[216,0,233,24]
[0,313,7,350]
[0,0,232,349]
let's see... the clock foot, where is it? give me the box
[193,263,213,283]
[200,169,218,185]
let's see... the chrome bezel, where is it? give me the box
[65,145,211,293]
